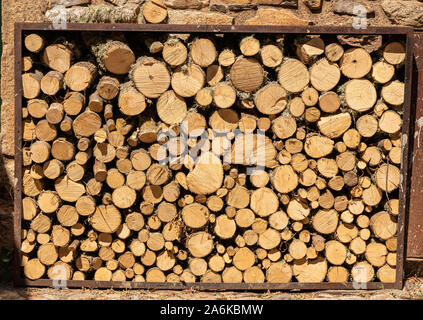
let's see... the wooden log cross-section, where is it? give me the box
[20,31,404,286]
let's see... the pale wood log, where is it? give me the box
[340,48,372,78]
[186,232,213,258]
[171,64,205,98]
[317,113,351,139]
[64,61,97,92]
[162,39,187,67]
[213,83,236,109]
[293,256,327,283]
[325,43,344,62]
[25,33,45,53]
[143,0,167,24]
[345,79,377,112]
[22,71,42,99]
[278,59,309,93]
[372,61,394,84]
[191,38,216,67]
[310,58,341,92]
[261,44,283,68]
[319,91,341,113]
[230,57,264,92]
[383,42,406,65]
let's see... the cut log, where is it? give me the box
[340,48,372,79]
[187,152,223,195]
[186,232,214,258]
[131,57,170,98]
[310,58,341,92]
[226,186,250,209]
[218,49,236,67]
[365,242,387,267]
[213,84,236,109]
[230,57,264,92]
[372,61,394,84]
[370,211,397,240]
[22,71,42,99]
[266,261,292,283]
[319,91,341,113]
[301,87,319,107]
[351,261,374,283]
[272,114,297,139]
[325,43,344,62]
[73,111,102,137]
[293,256,327,283]
[258,228,281,250]
[289,239,307,260]
[356,114,378,138]
[325,240,347,265]
[171,64,205,97]
[162,40,187,67]
[46,103,64,125]
[214,215,236,239]
[24,258,46,280]
[327,266,349,282]
[289,97,305,117]
[261,44,283,68]
[195,88,213,107]
[112,186,136,209]
[97,76,120,100]
[317,113,351,139]
[143,0,167,24]
[38,191,61,214]
[41,71,64,96]
[64,62,97,92]
[63,91,85,116]
[313,209,339,234]
[25,33,45,53]
[250,187,279,217]
[362,184,382,207]
[381,81,404,106]
[272,165,298,193]
[379,110,402,134]
[23,56,33,72]
[41,43,72,73]
[254,83,287,115]
[375,164,400,193]
[90,205,122,234]
[383,42,406,65]
[345,79,377,112]
[304,135,334,158]
[88,91,104,113]
[278,59,309,93]
[233,247,255,271]
[377,264,396,282]
[182,203,209,229]
[191,38,217,67]
[55,176,85,202]
[83,32,135,75]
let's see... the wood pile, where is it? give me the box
[20,31,404,284]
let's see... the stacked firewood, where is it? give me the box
[20,31,404,284]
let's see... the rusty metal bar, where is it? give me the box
[407,31,423,260]
[13,23,414,291]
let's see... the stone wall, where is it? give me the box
[1,0,422,268]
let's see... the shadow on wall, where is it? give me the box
[0,1,13,283]
[0,154,13,283]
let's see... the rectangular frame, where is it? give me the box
[13,23,414,290]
